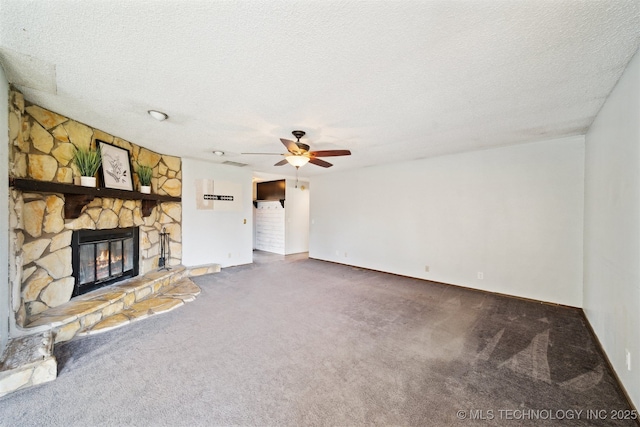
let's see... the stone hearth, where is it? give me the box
[28,266,195,341]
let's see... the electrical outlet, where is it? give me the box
[228,252,232,258]
[344,252,348,258]
[477,272,484,280]
[425,265,430,272]
[626,349,631,371]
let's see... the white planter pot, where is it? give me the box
[140,185,151,194]
[80,176,96,187]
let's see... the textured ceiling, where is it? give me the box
[1,1,639,177]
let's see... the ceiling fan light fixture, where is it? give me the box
[242,129,350,169]
[286,155,310,167]
[148,110,168,121]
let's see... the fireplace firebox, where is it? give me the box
[71,227,139,297]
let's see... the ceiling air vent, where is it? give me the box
[222,161,248,167]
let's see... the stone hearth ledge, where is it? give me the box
[25,265,211,343]
[0,333,56,398]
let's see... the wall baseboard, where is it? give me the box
[580,311,639,421]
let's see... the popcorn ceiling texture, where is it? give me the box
[1,1,639,175]
[7,89,183,327]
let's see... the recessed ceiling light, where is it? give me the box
[148,110,168,121]
[213,151,224,156]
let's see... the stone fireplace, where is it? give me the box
[71,227,140,297]
[7,89,184,328]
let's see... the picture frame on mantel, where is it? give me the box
[98,140,134,191]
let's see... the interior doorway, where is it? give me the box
[252,175,310,256]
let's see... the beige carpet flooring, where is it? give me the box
[0,252,636,426]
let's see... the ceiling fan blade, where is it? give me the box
[309,157,333,168]
[274,159,288,166]
[309,149,351,157]
[280,138,301,154]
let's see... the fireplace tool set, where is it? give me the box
[158,227,171,270]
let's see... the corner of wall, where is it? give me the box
[1,65,10,353]
[583,47,640,409]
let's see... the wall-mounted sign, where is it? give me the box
[204,195,234,201]
[195,179,242,211]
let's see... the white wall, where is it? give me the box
[0,64,9,352]
[181,159,253,268]
[584,49,640,408]
[284,179,309,255]
[309,137,584,307]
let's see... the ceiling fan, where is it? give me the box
[243,130,351,168]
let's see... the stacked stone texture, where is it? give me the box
[8,89,183,327]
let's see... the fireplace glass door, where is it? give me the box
[72,228,139,296]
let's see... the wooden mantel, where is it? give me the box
[9,178,181,218]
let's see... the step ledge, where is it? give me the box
[77,290,189,337]
[0,356,57,398]
[25,266,187,331]
[186,263,221,277]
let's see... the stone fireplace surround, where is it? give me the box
[7,89,184,330]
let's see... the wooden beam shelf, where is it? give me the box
[9,178,181,219]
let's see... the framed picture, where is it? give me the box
[98,140,134,191]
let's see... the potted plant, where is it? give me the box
[72,146,101,187]
[136,164,153,194]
